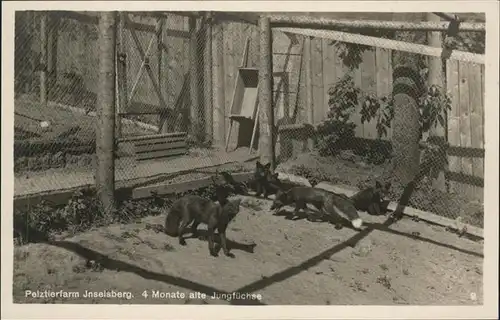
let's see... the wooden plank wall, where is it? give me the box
[280,44,394,139]
[265,30,483,202]
[446,60,485,202]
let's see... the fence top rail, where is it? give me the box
[269,14,485,32]
[275,27,485,65]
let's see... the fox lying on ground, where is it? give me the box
[350,181,391,215]
[165,195,242,257]
[270,186,363,230]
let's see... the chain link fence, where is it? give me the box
[14,11,100,180]
[13,11,485,228]
[271,16,485,229]
[14,11,259,201]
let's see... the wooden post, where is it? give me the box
[39,12,48,106]
[189,16,201,141]
[304,36,314,150]
[47,12,58,98]
[204,12,213,144]
[156,17,163,96]
[116,12,128,138]
[96,12,117,214]
[213,20,225,146]
[258,17,275,170]
[427,12,446,191]
[156,16,169,134]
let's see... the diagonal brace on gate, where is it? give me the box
[127,36,155,103]
[125,15,168,110]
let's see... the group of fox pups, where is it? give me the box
[165,161,391,258]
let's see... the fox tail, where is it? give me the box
[351,218,363,229]
[164,208,182,237]
[331,203,364,229]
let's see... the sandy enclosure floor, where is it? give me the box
[13,195,483,305]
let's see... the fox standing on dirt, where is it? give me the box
[252,161,287,198]
[270,186,363,230]
[165,195,242,257]
[351,181,391,216]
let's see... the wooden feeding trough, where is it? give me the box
[117,132,188,161]
[225,67,260,154]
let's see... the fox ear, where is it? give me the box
[375,181,382,189]
[264,163,271,170]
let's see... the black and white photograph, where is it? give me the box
[2,1,498,319]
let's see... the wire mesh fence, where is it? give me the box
[271,21,485,229]
[13,11,485,228]
[14,11,100,179]
[13,11,258,200]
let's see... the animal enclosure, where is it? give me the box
[11,10,490,311]
[13,11,485,229]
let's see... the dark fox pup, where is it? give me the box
[270,186,363,230]
[251,162,298,197]
[252,161,274,198]
[219,171,249,195]
[351,181,391,215]
[165,195,242,257]
[209,170,238,201]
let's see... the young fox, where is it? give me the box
[270,186,363,230]
[219,171,249,195]
[252,161,275,198]
[350,181,391,215]
[165,195,242,257]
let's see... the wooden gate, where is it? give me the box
[115,12,188,161]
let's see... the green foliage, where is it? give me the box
[418,84,452,139]
[326,73,361,122]
[360,94,394,139]
[324,69,453,167]
[449,31,485,54]
[331,28,396,70]
[315,73,358,157]
[357,83,452,142]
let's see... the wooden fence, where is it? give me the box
[269,28,485,201]
[446,60,485,202]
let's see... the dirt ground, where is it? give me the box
[13,194,483,305]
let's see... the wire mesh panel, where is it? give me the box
[272,18,485,229]
[14,12,102,192]
[13,11,263,201]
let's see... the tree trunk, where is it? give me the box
[389,14,427,218]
